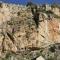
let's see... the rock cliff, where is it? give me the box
[0,2,60,60]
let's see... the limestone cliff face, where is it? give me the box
[0,3,60,53]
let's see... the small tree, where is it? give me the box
[0,3,2,8]
[27,2,40,28]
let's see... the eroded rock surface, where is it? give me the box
[0,2,60,60]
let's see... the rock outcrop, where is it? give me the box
[0,2,60,60]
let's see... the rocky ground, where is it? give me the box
[0,2,60,60]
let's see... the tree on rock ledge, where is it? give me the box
[26,1,40,28]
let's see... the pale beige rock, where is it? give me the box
[36,56,45,60]
[0,3,60,53]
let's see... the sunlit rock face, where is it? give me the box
[48,19,60,43]
[0,3,60,54]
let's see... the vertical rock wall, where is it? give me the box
[0,3,60,53]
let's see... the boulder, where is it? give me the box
[36,56,45,60]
